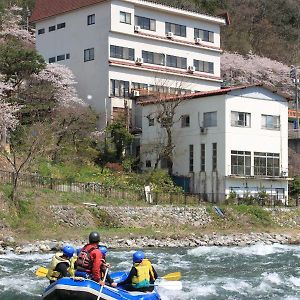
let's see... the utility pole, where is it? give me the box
[290,65,299,137]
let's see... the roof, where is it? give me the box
[138,84,290,106]
[30,0,107,22]
[30,0,227,24]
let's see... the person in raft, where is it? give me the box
[99,246,117,288]
[46,245,75,284]
[75,231,103,282]
[117,250,158,292]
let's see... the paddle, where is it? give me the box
[161,272,181,281]
[35,266,48,277]
[97,268,109,300]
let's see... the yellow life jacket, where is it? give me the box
[69,256,77,277]
[46,252,71,281]
[132,261,151,288]
[140,259,155,281]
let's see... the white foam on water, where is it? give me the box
[188,243,293,258]
[289,276,300,287]
[262,272,282,285]
[0,253,52,262]
[221,278,252,294]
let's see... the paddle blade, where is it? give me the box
[155,280,182,291]
[162,272,181,281]
[35,267,48,277]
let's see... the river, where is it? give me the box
[0,243,300,299]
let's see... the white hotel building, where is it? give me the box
[31,0,228,128]
[139,85,290,203]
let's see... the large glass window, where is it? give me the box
[142,51,165,65]
[212,143,217,171]
[166,55,187,69]
[165,22,186,37]
[261,115,280,130]
[84,48,94,62]
[231,151,251,175]
[231,111,251,127]
[110,79,129,97]
[254,152,280,176]
[194,28,214,42]
[135,16,156,31]
[203,111,217,127]
[120,11,131,24]
[193,59,214,74]
[110,45,135,61]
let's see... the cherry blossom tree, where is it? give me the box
[221,51,297,98]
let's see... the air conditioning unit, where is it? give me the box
[195,37,202,44]
[188,66,195,73]
[200,127,207,134]
[132,90,140,97]
[166,31,174,39]
[134,25,141,32]
[135,57,143,65]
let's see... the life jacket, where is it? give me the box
[132,261,151,288]
[69,255,77,277]
[140,259,155,281]
[76,244,98,273]
[46,252,71,281]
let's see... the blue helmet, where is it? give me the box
[99,246,108,256]
[133,251,145,263]
[62,245,75,258]
[76,247,82,256]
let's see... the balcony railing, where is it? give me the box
[227,165,288,178]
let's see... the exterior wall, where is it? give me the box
[35,2,111,127]
[139,87,289,202]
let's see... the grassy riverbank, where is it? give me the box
[0,185,299,243]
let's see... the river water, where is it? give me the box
[0,243,300,300]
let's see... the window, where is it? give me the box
[261,114,280,130]
[120,11,131,24]
[48,57,56,63]
[49,25,56,32]
[84,48,94,62]
[110,45,134,61]
[254,152,280,176]
[166,55,187,69]
[212,143,217,171]
[66,53,70,59]
[110,79,130,97]
[193,59,214,74]
[57,22,66,29]
[231,111,251,127]
[135,16,156,31]
[189,145,194,172]
[132,82,148,91]
[165,22,186,37]
[200,144,205,171]
[142,51,165,65]
[203,111,217,127]
[57,54,65,61]
[38,28,45,35]
[87,14,95,25]
[181,115,190,127]
[146,160,152,168]
[194,28,214,42]
[231,150,251,175]
[148,117,154,126]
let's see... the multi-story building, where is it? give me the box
[30,0,227,128]
[139,84,290,203]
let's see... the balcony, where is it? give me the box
[289,129,300,139]
[227,165,289,180]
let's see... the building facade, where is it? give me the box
[139,85,289,203]
[31,0,227,128]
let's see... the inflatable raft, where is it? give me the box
[42,272,161,300]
